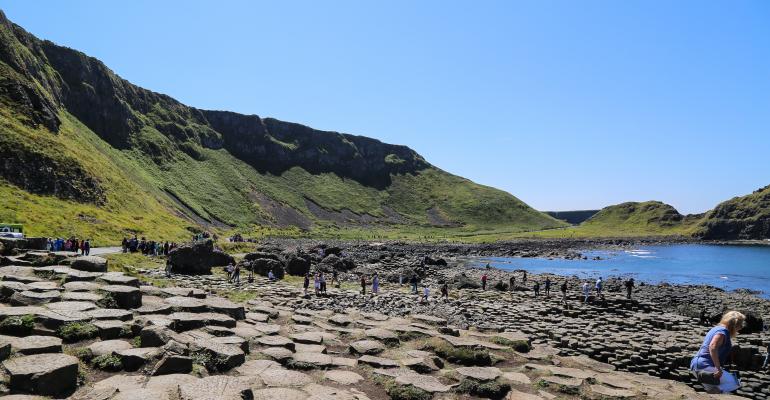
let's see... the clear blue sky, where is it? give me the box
[4,1,769,213]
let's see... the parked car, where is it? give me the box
[0,224,24,238]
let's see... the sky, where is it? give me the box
[3,1,769,213]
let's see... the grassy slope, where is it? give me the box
[695,185,770,239]
[511,201,701,239]
[0,106,565,244]
[0,110,194,243]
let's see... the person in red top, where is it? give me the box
[481,273,488,290]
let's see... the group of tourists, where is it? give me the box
[224,263,252,284]
[302,271,340,295]
[47,237,91,255]
[477,271,640,307]
[192,231,215,242]
[121,236,177,256]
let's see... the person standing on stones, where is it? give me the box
[625,278,635,299]
[360,274,367,295]
[690,311,746,394]
[441,282,449,301]
[410,274,418,294]
[319,272,327,294]
[84,239,91,256]
[582,281,590,303]
[533,281,540,297]
[303,273,310,295]
[372,272,380,295]
[560,280,568,304]
[544,277,551,297]
[232,263,241,285]
[522,271,527,285]
[509,276,515,292]
[595,277,604,299]
[332,270,339,288]
[422,284,430,303]
[122,237,128,253]
[481,273,488,291]
[226,263,234,283]
[314,273,320,295]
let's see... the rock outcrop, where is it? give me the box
[168,240,234,275]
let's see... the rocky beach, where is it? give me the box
[0,237,767,399]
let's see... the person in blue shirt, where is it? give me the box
[690,311,746,393]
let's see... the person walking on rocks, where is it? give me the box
[533,281,540,297]
[690,311,746,393]
[509,276,515,292]
[595,277,604,299]
[232,263,241,285]
[522,271,527,285]
[226,263,234,283]
[441,282,449,300]
[481,273,488,291]
[319,272,327,294]
[625,278,635,299]
[582,281,590,303]
[372,273,380,295]
[410,274,418,294]
[544,277,551,297]
[303,273,310,295]
[422,284,430,303]
[560,280,568,304]
[360,274,367,295]
[314,273,321,295]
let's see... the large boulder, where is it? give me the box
[285,254,311,276]
[168,240,234,275]
[244,258,284,279]
[452,273,481,289]
[318,254,355,272]
[70,256,108,272]
[244,251,282,262]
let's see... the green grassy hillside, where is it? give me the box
[508,201,702,239]
[696,185,770,239]
[0,11,565,243]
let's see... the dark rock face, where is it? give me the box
[203,111,429,189]
[317,254,355,272]
[0,138,106,204]
[242,258,284,279]
[285,254,311,276]
[168,240,234,275]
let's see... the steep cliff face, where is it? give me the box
[697,185,770,240]
[203,111,428,189]
[0,10,565,236]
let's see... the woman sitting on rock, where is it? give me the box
[690,311,745,393]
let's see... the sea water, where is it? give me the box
[474,244,770,298]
